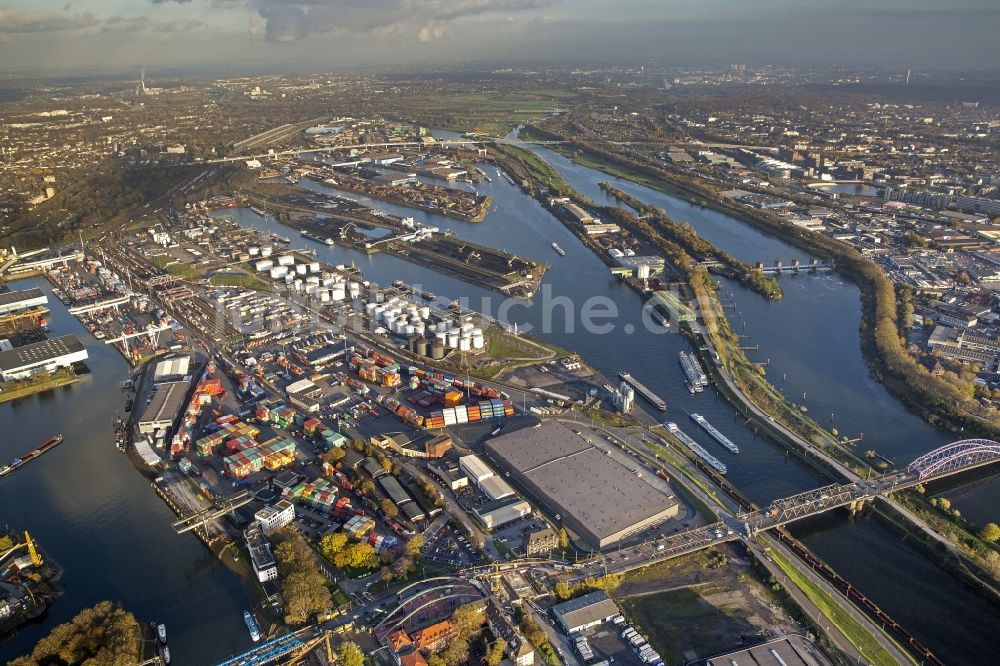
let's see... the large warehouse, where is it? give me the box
[484,420,680,549]
[0,288,47,316]
[138,381,189,435]
[0,335,88,380]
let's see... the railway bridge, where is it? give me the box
[577,439,1000,574]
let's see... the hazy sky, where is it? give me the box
[0,0,998,75]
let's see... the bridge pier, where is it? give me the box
[848,499,867,515]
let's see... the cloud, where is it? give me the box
[102,16,205,34]
[0,9,99,35]
[148,0,559,42]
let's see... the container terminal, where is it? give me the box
[619,371,667,411]
[664,421,727,474]
[690,413,739,454]
[679,350,708,394]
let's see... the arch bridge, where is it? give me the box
[906,439,1000,481]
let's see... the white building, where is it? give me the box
[0,335,88,381]
[255,499,295,535]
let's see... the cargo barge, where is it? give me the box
[690,413,739,454]
[551,242,566,256]
[619,371,667,411]
[664,422,727,474]
[0,434,64,477]
[678,351,707,394]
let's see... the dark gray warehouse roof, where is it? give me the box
[0,334,85,372]
[484,420,678,545]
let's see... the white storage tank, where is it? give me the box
[269,265,288,279]
[261,246,273,257]
[323,278,336,287]
[375,292,385,303]
[473,331,485,349]
[293,279,304,291]
[405,324,416,336]
[447,331,460,348]
[459,336,472,352]
[348,282,361,297]
[284,274,294,284]
[320,290,331,303]
[256,259,274,272]
[419,306,431,320]
[461,322,475,333]
[309,261,320,273]
[366,303,378,315]
[435,331,447,343]
[277,254,295,266]
[249,246,260,256]
[296,264,308,275]
[331,285,346,301]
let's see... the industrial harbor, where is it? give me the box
[2,60,1000,666]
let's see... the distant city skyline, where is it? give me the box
[0,0,998,74]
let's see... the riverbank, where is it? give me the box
[0,369,79,405]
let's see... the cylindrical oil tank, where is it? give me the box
[431,339,445,360]
[415,338,429,357]
[447,331,460,348]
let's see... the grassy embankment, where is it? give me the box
[0,368,79,405]
[767,547,910,666]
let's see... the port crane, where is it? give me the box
[0,531,43,567]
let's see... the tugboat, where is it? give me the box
[157,623,167,644]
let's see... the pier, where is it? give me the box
[619,371,667,410]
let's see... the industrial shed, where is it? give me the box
[551,591,620,634]
[484,420,679,549]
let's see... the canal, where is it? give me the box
[240,130,1000,663]
[0,277,252,664]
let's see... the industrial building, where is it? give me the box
[0,334,88,381]
[475,498,532,530]
[705,636,833,666]
[0,288,47,316]
[550,591,620,634]
[255,499,295,535]
[137,381,189,435]
[480,475,516,501]
[484,420,680,549]
[244,523,278,582]
[153,355,191,383]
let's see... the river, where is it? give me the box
[239,129,1000,664]
[0,277,252,664]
